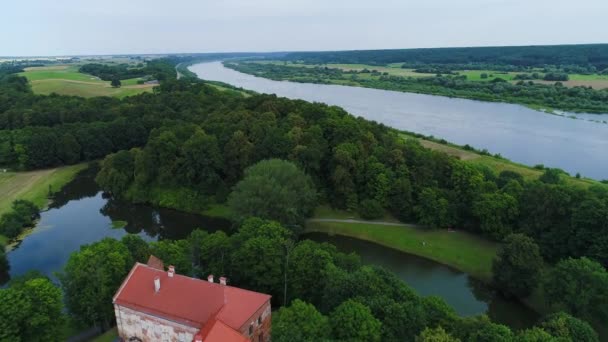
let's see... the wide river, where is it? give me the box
[5,167,537,329]
[190,61,608,180]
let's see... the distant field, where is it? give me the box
[255,61,608,88]
[19,65,155,98]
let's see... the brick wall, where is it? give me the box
[115,304,199,342]
[237,300,272,342]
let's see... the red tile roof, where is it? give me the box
[113,262,271,334]
[199,319,250,342]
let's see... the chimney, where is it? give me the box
[220,277,227,286]
[207,274,214,283]
[154,276,161,293]
[168,265,175,278]
[194,334,203,342]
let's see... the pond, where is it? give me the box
[190,61,608,180]
[6,166,232,282]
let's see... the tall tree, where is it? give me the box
[543,257,608,323]
[272,299,330,342]
[492,234,544,297]
[228,159,317,228]
[59,238,133,329]
[330,299,382,342]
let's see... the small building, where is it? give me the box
[113,256,271,342]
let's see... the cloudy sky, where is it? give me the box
[2,0,607,56]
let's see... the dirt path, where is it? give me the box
[308,218,421,228]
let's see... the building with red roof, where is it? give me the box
[113,257,271,342]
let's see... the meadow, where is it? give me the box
[19,65,156,98]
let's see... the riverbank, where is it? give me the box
[225,61,608,115]
[0,164,88,216]
[305,219,497,281]
[401,132,607,188]
[0,163,88,247]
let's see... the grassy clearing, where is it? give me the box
[201,203,233,219]
[0,164,87,217]
[19,65,154,98]
[306,220,498,281]
[313,204,400,223]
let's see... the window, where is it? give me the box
[249,324,253,336]
[257,316,262,325]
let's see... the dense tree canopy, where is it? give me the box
[58,238,133,329]
[492,234,544,297]
[228,159,317,227]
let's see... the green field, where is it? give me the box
[306,220,498,281]
[19,65,155,98]
[0,164,87,218]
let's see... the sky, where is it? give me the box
[2,0,607,56]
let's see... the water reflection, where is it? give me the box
[7,166,231,281]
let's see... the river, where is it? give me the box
[189,61,608,180]
[4,167,538,329]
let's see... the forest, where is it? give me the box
[0,57,607,339]
[224,62,608,113]
[284,44,608,70]
[78,59,177,81]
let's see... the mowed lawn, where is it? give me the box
[0,164,87,217]
[19,65,155,98]
[306,220,498,281]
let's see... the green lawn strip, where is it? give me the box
[0,163,87,217]
[305,220,497,281]
[201,203,233,219]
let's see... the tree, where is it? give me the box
[539,168,562,184]
[273,299,330,342]
[514,327,555,342]
[228,159,317,228]
[59,238,133,329]
[0,276,63,341]
[543,257,608,322]
[472,193,519,239]
[492,234,543,297]
[95,150,135,196]
[417,326,461,342]
[121,234,150,263]
[149,239,192,276]
[110,78,121,88]
[330,299,382,342]
[540,312,599,342]
[359,198,384,219]
[414,187,452,228]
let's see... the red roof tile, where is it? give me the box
[113,262,271,332]
[147,255,164,270]
[199,319,250,342]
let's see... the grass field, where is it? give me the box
[19,65,155,98]
[0,164,87,217]
[306,220,498,281]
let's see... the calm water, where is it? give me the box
[190,62,608,180]
[305,233,538,329]
[6,167,232,281]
